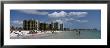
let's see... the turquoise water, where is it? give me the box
[38,31,101,39]
[78,31,101,39]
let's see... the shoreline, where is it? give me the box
[10,30,101,39]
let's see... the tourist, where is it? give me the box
[78,30,80,35]
[76,30,80,35]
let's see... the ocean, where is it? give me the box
[40,31,101,39]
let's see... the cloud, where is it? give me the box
[68,12,88,17]
[52,18,88,24]
[48,11,88,18]
[11,20,23,27]
[18,10,48,15]
[18,10,88,18]
[64,18,87,23]
[53,18,75,24]
[48,11,67,17]
[64,18,75,21]
[63,18,88,23]
[54,20,63,24]
[76,20,88,22]
[12,20,23,25]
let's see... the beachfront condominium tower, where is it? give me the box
[60,24,63,31]
[23,19,39,30]
[39,22,46,31]
[53,22,59,30]
[23,19,63,31]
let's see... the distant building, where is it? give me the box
[64,28,70,31]
[60,24,63,31]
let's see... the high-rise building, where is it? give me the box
[23,19,64,31]
[53,22,59,30]
[60,24,63,31]
[45,23,49,30]
[48,23,53,30]
[39,22,49,31]
[23,19,39,30]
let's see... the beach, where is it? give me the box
[10,30,101,39]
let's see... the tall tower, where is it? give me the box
[53,22,59,30]
[23,20,28,30]
[23,19,38,30]
[35,20,39,30]
[60,24,63,31]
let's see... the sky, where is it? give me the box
[10,10,101,30]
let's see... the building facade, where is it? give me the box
[23,19,39,30]
[23,19,63,31]
[60,24,63,31]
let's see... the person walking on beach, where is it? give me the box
[76,30,80,35]
[78,30,80,36]
[76,30,80,38]
[78,30,80,35]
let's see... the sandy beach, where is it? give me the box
[10,30,100,39]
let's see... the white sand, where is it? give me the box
[10,31,63,38]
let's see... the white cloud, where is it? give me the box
[50,18,88,24]
[76,20,88,22]
[18,10,48,15]
[64,18,75,21]
[48,11,67,17]
[19,10,88,17]
[68,12,88,17]
[12,20,23,25]
[81,20,88,22]
[48,11,88,18]
[76,20,81,22]
[54,18,75,24]
[11,20,23,27]
[55,20,63,24]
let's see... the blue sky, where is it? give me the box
[10,10,101,30]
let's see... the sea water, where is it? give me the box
[77,31,101,39]
[39,31,101,39]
